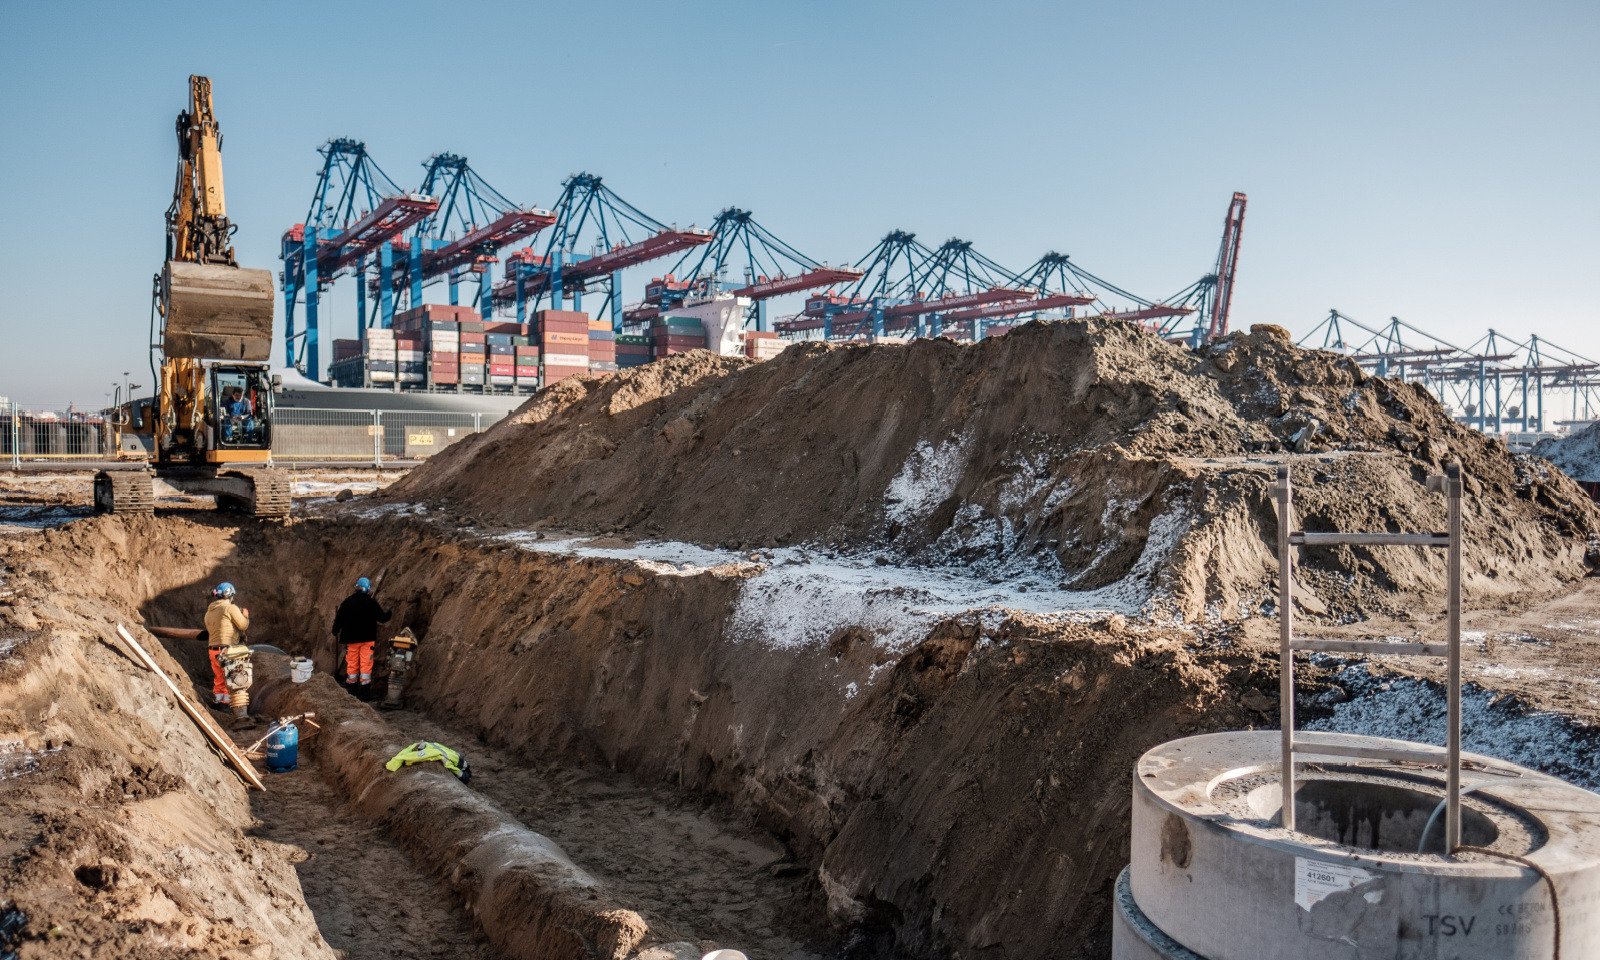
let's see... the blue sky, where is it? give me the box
[1,0,1596,405]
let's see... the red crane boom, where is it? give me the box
[1209,191,1247,339]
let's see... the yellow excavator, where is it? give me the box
[96,76,288,517]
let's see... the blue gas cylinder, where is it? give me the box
[265,721,299,773]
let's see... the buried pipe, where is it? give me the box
[250,652,699,960]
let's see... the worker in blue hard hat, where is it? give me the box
[203,582,249,707]
[332,575,390,698]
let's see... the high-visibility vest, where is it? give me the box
[384,741,470,782]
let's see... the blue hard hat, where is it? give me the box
[213,582,236,599]
[356,577,372,592]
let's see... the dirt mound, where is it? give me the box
[387,319,1600,621]
[1535,420,1600,484]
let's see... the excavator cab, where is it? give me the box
[208,365,273,454]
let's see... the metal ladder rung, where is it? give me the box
[1290,531,1449,547]
[1290,638,1453,657]
[1291,735,1447,766]
[1275,463,1465,846]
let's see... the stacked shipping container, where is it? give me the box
[326,304,814,390]
[650,316,707,358]
[616,335,651,369]
[744,330,787,360]
[538,310,590,385]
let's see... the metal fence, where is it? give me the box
[271,408,495,464]
[3,399,506,469]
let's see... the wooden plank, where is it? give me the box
[114,624,265,791]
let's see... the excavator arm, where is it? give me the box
[167,75,237,266]
[156,75,273,363]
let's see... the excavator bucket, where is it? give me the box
[162,261,275,361]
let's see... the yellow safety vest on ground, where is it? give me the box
[384,741,471,783]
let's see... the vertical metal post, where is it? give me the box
[409,240,425,310]
[372,410,382,469]
[1276,464,1296,831]
[303,228,321,379]
[473,412,483,434]
[610,270,624,332]
[9,402,20,471]
[379,243,395,330]
[1445,462,1463,850]
[356,256,368,341]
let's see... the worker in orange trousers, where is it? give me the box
[331,576,390,699]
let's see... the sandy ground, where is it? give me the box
[1234,576,1600,724]
[0,469,402,535]
[248,753,498,960]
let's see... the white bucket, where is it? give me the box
[702,952,747,960]
[290,657,313,683]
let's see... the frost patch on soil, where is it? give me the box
[493,531,742,577]
[1308,664,1600,790]
[1533,422,1600,484]
[492,523,1193,654]
[883,434,969,526]
[351,501,429,519]
[0,505,90,531]
[292,479,382,497]
[0,741,61,781]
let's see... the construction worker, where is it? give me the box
[332,576,390,697]
[203,582,249,706]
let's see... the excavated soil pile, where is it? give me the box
[1536,419,1600,485]
[390,319,1599,620]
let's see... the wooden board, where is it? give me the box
[114,624,265,790]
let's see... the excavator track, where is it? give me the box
[93,471,155,516]
[222,469,290,519]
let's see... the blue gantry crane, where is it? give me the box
[374,154,556,324]
[776,232,1090,340]
[623,208,862,331]
[491,173,711,330]
[1012,252,1194,333]
[1298,309,1600,432]
[281,139,437,376]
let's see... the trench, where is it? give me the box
[131,518,845,959]
[8,507,1259,960]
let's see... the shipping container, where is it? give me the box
[542,351,590,368]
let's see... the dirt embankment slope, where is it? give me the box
[389,319,1599,621]
[0,519,336,960]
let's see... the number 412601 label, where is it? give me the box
[1295,857,1375,911]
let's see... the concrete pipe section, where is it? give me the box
[1112,730,1600,959]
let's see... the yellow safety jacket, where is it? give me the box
[204,599,250,649]
[384,741,471,783]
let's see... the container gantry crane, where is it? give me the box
[1012,252,1194,333]
[375,154,555,322]
[1298,310,1600,433]
[776,232,1075,341]
[490,173,710,329]
[625,208,862,330]
[281,139,437,376]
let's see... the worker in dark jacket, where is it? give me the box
[332,576,390,694]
